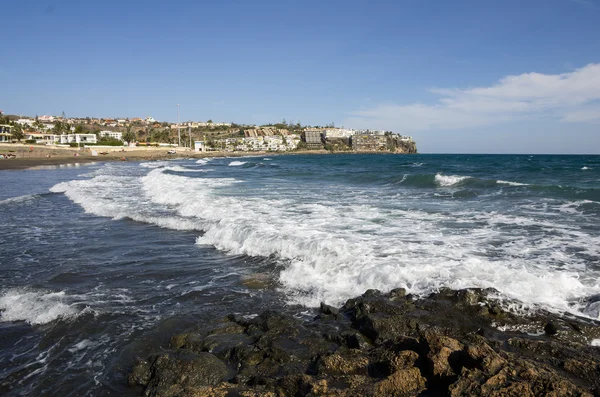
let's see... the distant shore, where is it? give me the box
[0,144,331,171]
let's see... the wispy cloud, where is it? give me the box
[346,63,600,132]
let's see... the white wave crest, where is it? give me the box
[557,200,600,215]
[164,165,210,173]
[497,180,529,186]
[0,289,78,325]
[140,161,172,169]
[434,173,470,186]
[0,194,40,205]
[582,166,590,170]
[50,161,600,319]
[50,172,203,230]
[196,158,212,165]
[228,161,247,167]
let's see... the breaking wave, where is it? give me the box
[0,194,42,205]
[0,289,78,325]
[49,160,600,319]
[434,173,471,186]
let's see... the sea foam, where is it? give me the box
[497,180,529,186]
[0,194,41,205]
[0,289,77,325]
[434,173,470,186]
[52,162,600,318]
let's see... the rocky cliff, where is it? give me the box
[388,136,418,154]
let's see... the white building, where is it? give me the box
[0,125,11,142]
[16,119,35,126]
[38,115,55,122]
[209,134,300,152]
[58,134,98,145]
[99,130,123,141]
[324,128,355,139]
[194,141,207,152]
[24,133,59,144]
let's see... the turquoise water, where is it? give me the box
[0,154,599,395]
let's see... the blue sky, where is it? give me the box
[2,0,600,153]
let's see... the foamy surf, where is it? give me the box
[49,157,600,320]
[434,173,470,186]
[497,180,529,186]
[0,289,78,325]
[0,194,41,205]
[228,161,247,167]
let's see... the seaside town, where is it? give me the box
[0,110,417,158]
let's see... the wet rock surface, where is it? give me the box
[129,288,600,396]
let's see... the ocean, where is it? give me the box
[1,153,599,395]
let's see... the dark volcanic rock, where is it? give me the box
[129,351,228,397]
[130,288,600,396]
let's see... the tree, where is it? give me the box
[12,124,24,142]
[53,121,64,134]
[74,125,84,135]
[123,130,136,144]
[207,119,213,123]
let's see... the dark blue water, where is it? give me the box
[1,154,599,395]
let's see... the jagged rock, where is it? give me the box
[319,302,339,317]
[128,359,152,387]
[317,349,369,375]
[137,351,229,397]
[374,367,426,396]
[130,288,600,396]
[423,332,464,378]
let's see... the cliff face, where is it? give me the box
[387,136,418,154]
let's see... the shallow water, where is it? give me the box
[1,154,599,395]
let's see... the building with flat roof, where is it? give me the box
[58,134,98,145]
[303,128,324,149]
[0,125,11,142]
[99,130,123,141]
[352,134,387,151]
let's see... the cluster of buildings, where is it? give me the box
[15,116,158,128]
[196,135,301,152]
[2,111,415,153]
[195,128,414,153]
[14,115,232,133]
[21,132,99,145]
[173,121,232,129]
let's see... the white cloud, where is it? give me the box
[346,63,600,131]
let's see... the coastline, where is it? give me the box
[0,144,334,171]
[0,143,421,172]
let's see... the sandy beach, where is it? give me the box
[0,144,330,170]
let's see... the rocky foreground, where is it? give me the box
[129,288,600,396]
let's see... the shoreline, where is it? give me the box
[0,144,423,172]
[0,145,334,171]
